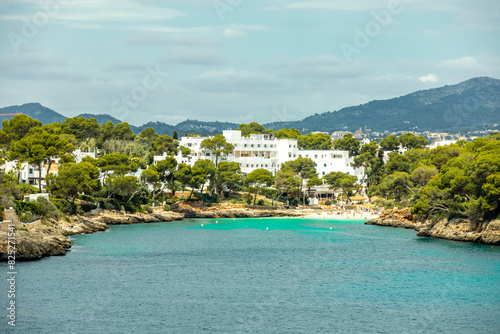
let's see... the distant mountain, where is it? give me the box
[1,77,498,135]
[0,103,66,125]
[76,113,123,125]
[264,77,500,133]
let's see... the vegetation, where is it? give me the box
[1,113,498,224]
[369,132,500,221]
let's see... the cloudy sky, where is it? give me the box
[0,0,499,126]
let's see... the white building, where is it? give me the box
[1,161,50,186]
[427,140,458,149]
[73,148,97,163]
[155,130,364,182]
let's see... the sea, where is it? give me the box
[1,218,499,334]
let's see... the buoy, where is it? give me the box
[266,227,269,230]
[330,227,333,230]
[201,224,204,227]
[216,221,218,223]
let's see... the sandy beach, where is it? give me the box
[300,209,380,220]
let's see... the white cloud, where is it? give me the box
[418,74,439,83]
[0,0,183,25]
[286,0,403,11]
[223,28,249,39]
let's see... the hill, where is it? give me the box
[1,77,498,135]
[0,103,66,125]
[264,77,500,133]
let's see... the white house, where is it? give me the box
[155,130,365,183]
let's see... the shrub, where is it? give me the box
[36,197,60,220]
[257,199,265,206]
[80,203,97,213]
[51,199,76,215]
[76,205,85,215]
[325,200,332,206]
[142,205,153,213]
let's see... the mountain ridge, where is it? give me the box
[1,77,498,136]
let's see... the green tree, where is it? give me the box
[332,133,360,156]
[200,135,234,167]
[411,165,438,187]
[175,163,192,193]
[98,121,115,146]
[172,130,178,140]
[96,153,132,177]
[275,128,301,139]
[151,157,178,198]
[112,122,136,141]
[215,161,242,197]
[399,133,428,150]
[353,141,383,189]
[61,117,100,144]
[298,133,332,150]
[2,115,42,144]
[192,159,216,194]
[376,172,414,201]
[105,175,143,202]
[281,157,318,205]
[136,127,159,145]
[237,122,271,136]
[149,135,179,162]
[9,130,74,192]
[48,162,101,200]
[244,169,274,205]
[274,170,301,205]
[323,171,358,202]
[379,135,400,151]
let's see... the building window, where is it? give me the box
[315,164,317,167]
[251,144,254,148]
[246,164,249,167]
[258,144,260,148]
[322,172,325,176]
[265,164,268,167]
[251,164,254,167]
[288,153,291,158]
[205,153,211,156]
[244,144,247,147]
[315,155,318,158]
[324,164,327,167]
[264,144,267,148]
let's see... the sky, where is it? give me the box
[0,0,499,126]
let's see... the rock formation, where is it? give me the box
[366,208,500,245]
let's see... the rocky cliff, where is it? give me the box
[85,210,184,225]
[0,216,108,261]
[170,202,305,218]
[366,208,500,245]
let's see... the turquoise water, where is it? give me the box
[1,218,500,334]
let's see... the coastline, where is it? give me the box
[6,204,499,262]
[366,208,500,245]
[0,204,380,261]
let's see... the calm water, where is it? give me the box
[1,218,500,334]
